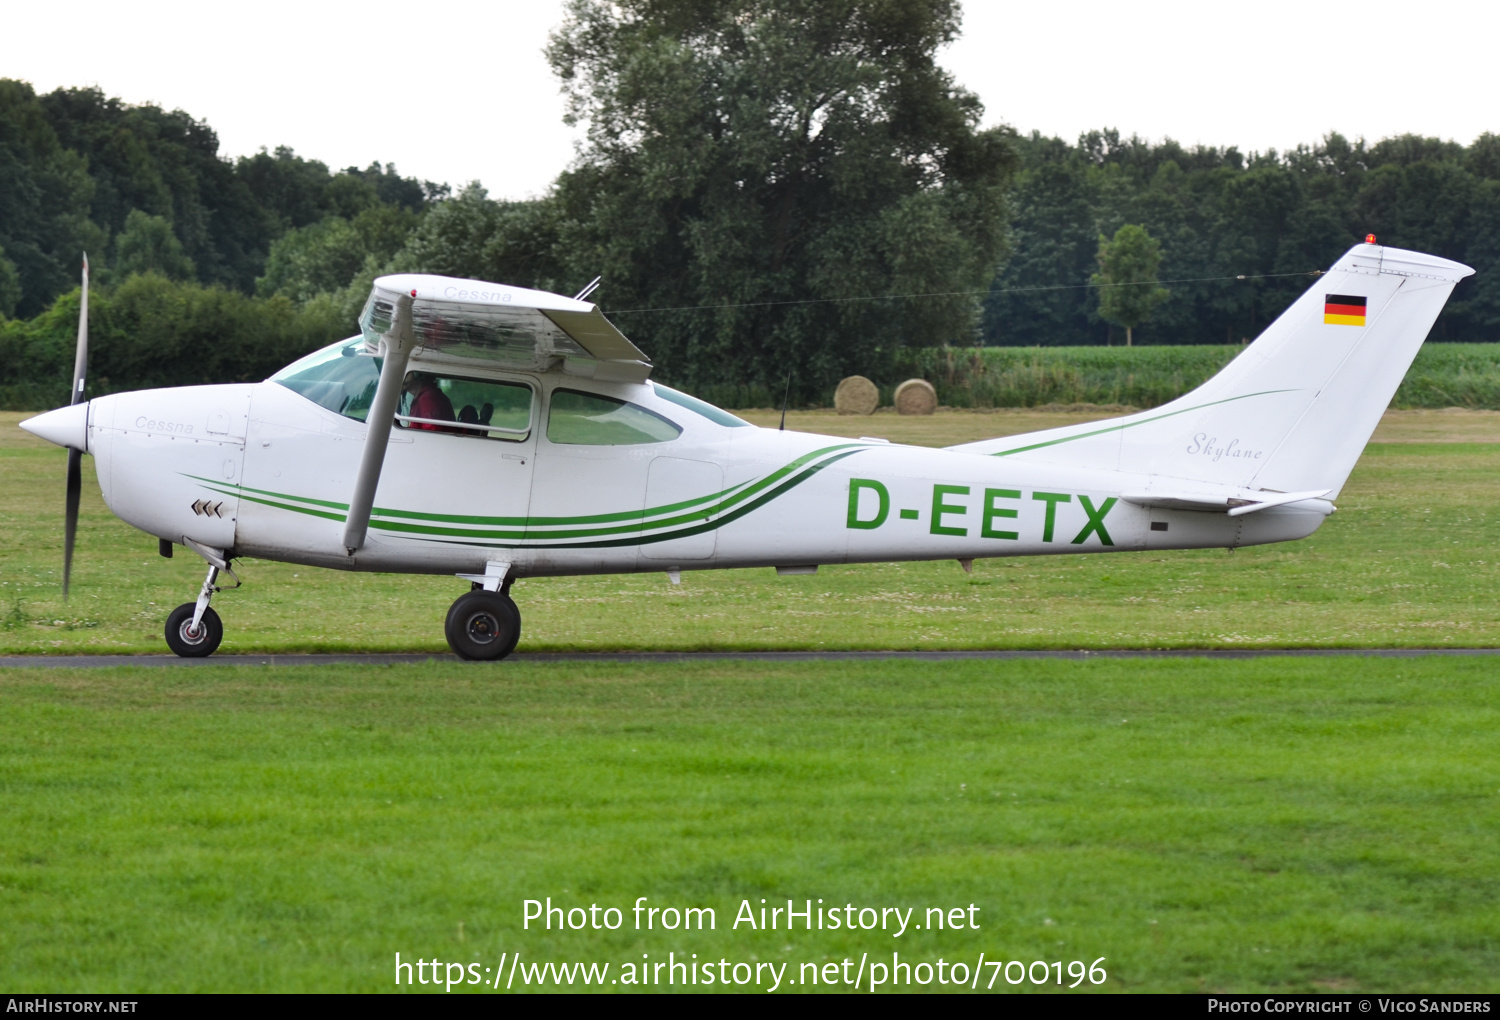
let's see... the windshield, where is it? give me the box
[269,338,380,421]
[651,383,750,427]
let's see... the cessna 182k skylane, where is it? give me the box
[19,239,1473,659]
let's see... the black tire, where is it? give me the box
[164,603,223,657]
[444,590,521,661]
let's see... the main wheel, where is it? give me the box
[165,603,223,657]
[444,590,521,661]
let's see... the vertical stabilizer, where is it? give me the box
[951,242,1473,499]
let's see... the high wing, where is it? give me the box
[341,274,650,553]
[359,274,651,382]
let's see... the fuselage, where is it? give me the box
[78,343,1330,580]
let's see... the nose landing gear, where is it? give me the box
[164,557,237,658]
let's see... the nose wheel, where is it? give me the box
[165,603,223,657]
[445,590,522,660]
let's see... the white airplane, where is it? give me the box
[19,240,1473,659]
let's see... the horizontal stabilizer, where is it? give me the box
[1122,488,1332,515]
[1226,489,1332,517]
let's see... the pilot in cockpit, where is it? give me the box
[402,372,458,432]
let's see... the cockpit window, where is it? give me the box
[651,382,751,427]
[547,389,682,446]
[271,339,534,440]
[270,338,379,421]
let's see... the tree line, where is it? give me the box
[4,0,1498,410]
[986,129,1500,346]
[0,78,442,319]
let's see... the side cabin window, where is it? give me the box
[547,389,682,446]
[396,372,534,442]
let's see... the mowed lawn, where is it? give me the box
[0,657,1496,992]
[3,409,1500,654]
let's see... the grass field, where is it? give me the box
[3,409,1499,655]
[4,408,1499,993]
[1,656,1496,992]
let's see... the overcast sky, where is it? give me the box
[8,0,1495,200]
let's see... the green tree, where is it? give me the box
[1092,223,1169,346]
[0,274,349,408]
[545,0,1013,398]
[257,205,419,302]
[387,185,566,292]
[0,80,103,317]
[28,83,443,300]
[39,85,256,291]
[982,141,1102,345]
[0,245,21,318]
[114,210,196,280]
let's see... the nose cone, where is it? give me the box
[20,402,90,451]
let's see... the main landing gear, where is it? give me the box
[165,560,236,657]
[444,582,522,661]
[160,555,522,661]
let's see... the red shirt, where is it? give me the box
[410,384,457,432]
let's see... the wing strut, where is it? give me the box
[343,292,415,554]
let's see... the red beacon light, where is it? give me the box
[1365,233,1378,244]
[411,289,418,297]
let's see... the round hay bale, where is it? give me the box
[834,375,879,415]
[893,378,937,415]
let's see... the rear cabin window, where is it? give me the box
[651,382,751,427]
[547,389,682,446]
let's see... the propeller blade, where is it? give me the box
[63,254,88,600]
[63,447,81,600]
[71,253,88,406]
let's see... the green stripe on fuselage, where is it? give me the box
[414,449,864,550]
[180,442,873,546]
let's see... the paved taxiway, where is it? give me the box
[3,649,1500,668]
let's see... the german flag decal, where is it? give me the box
[1324,294,1367,326]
